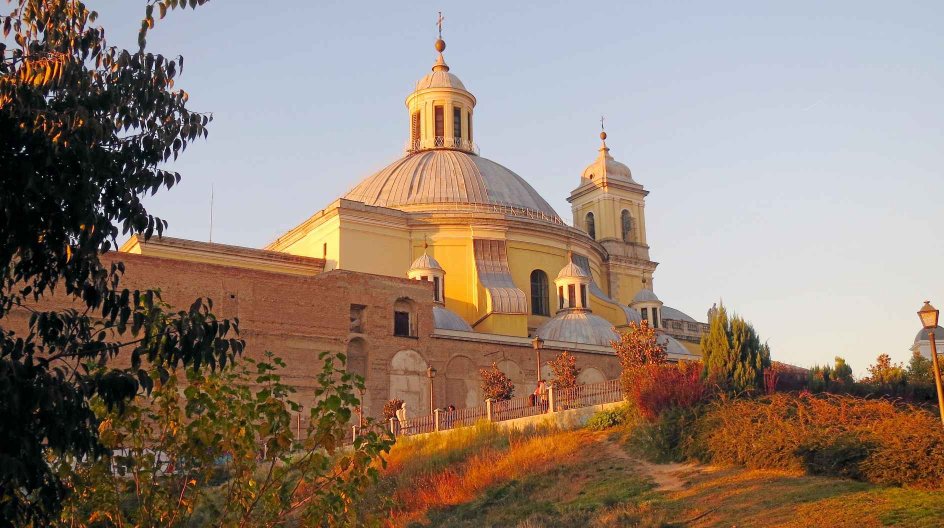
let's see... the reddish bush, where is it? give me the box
[625,361,705,421]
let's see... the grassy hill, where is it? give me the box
[357,421,944,527]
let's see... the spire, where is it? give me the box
[433,12,449,72]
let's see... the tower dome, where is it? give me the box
[581,131,635,184]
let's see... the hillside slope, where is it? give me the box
[363,424,944,528]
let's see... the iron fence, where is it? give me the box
[554,379,622,411]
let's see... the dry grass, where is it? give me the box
[691,393,944,487]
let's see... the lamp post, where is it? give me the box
[427,366,437,414]
[532,336,545,382]
[918,301,944,425]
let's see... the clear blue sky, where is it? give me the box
[91,1,944,375]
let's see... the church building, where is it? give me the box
[106,29,708,417]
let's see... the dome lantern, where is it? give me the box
[408,246,445,303]
[554,253,592,312]
[405,14,478,155]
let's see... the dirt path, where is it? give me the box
[599,436,698,492]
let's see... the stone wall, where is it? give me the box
[9,251,622,421]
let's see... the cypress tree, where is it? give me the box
[702,303,771,394]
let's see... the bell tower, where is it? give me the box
[568,127,657,305]
[404,16,477,154]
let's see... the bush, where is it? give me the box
[585,405,633,431]
[623,361,705,421]
[690,393,944,488]
[626,406,699,463]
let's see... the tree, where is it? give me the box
[907,350,934,386]
[480,362,514,401]
[833,356,854,385]
[3,1,240,523]
[57,352,392,527]
[611,320,666,370]
[546,351,579,389]
[701,303,771,394]
[863,353,906,390]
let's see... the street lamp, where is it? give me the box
[532,336,545,382]
[918,301,944,425]
[427,366,437,414]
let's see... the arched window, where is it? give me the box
[530,270,549,316]
[585,212,596,239]
[621,210,634,242]
[393,298,417,337]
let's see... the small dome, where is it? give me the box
[632,288,660,303]
[536,311,618,346]
[410,252,443,272]
[415,69,467,91]
[659,334,694,358]
[661,306,697,323]
[433,305,473,332]
[581,148,634,184]
[914,326,944,344]
[557,261,590,280]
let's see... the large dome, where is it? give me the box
[344,150,561,220]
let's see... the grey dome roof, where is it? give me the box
[415,69,466,91]
[659,334,694,358]
[914,326,944,344]
[344,150,560,220]
[433,305,473,332]
[632,288,660,303]
[661,306,698,323]
[557,261,590,280]
[410,252,443,272]
[536,310,618,346]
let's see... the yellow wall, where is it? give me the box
[473,313,528,337]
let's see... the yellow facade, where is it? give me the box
[229,32,702,355]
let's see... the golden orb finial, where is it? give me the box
[600,131,607,141]
[435,38,446,52]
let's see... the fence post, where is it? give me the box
[352,425,358,443]
[485,398,493,421]
[434,408,441,432]
[548,386,556,414]
[389,417,396,436]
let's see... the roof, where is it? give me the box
[659,334,696,359]
[433,305,473,332]
[632,288,661,304]
[661,306,698,323]
[556,261,590,280]
[410,252,443,272]
[415,69,466,91]
[536,310,619,346]
[581,145,635,184]
[343,150,560,220]
[914,326,944,344]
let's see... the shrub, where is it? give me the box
[624,361,705,421]
[611,320,666,372]
[585,405,633,431]
[689,393,944,488]
[547,351,579,389]
[384,398,404,421]
[480,363,514,401]
[626,406,699,463]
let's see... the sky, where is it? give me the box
[89,1,944,375]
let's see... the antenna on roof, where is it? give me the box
[209,183,214,243]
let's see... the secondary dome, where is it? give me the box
[914,326,944,344]
[632,288,660,303]
[344,150,561,220]
[535,311,619,346]
[581,135,635,184]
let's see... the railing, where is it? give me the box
[376,379,625,441]
[491,394,549,422]
[555,379,622,411]
[406,136,480,155]
[439,405,486,432]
